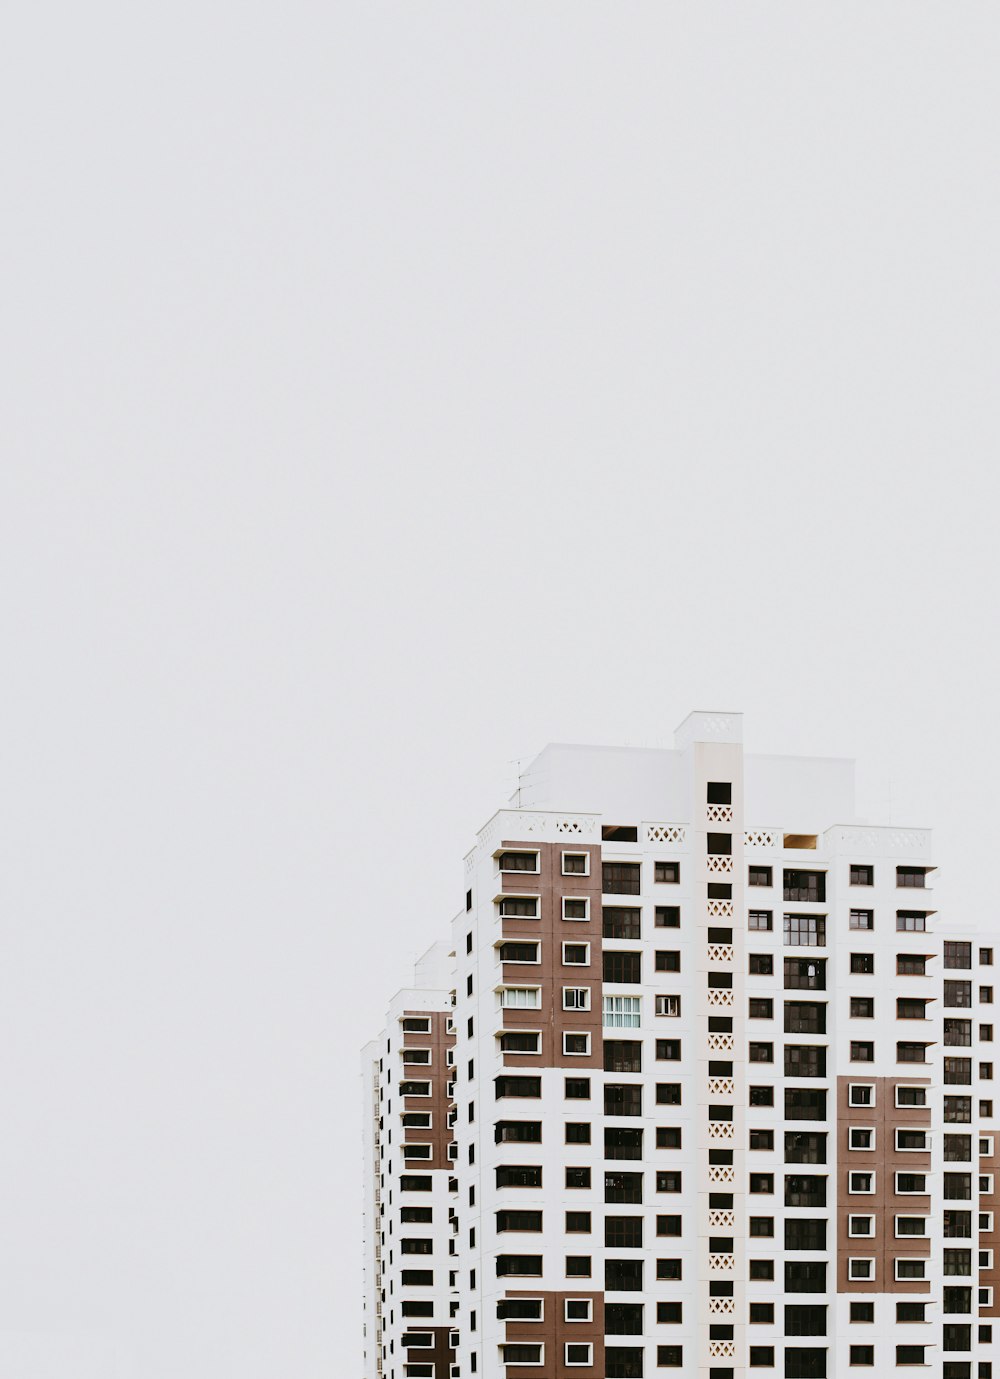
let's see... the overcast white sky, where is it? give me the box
[1,3,999,1375]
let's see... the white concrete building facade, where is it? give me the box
[363,712,997,1379]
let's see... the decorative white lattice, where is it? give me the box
[832,826,932,855]
[707,1121,734,1140]
[645,823,686,845]
[555,817,597,836]
[706,943,734,964]
[708,1209,735,1230]
[744,829,777,849]
[708,1077,734,1097]
[709,1342,736,1359]
[708,1165,734,1185]
[463,851,476,875]
[709,1251,735,1270]
[706,900,734,919]
[708,1297,735,1315]
[707,987,734,1007]
[706,804,734,824]
[707,855,734,874]
[706,1032,735,1053]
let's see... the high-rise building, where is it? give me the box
[362,711,997,1379]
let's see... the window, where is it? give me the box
[655,995,682,1017]
[945,980,973,1008]
[562,852,589,875]
[849,1084,874,1107]
[851,865,874,886]
[784,1175,825,1207]
[655,860,680,884]
[565,1166,591,1188]
[499,1031,541,1057]
[601,908,642,943]
[749,1128,774,1150]
[602,825,638,843]
[850,910,874,930]
[785,1045,826,1078]
[850,1041,874,1062]
[784,958,826,990]
[749,954,774,975]
[897,1042,928,1063]
[501,1343,543,1364]
[785,1306,826,1337]
[786,1219,826,1250]
[897,1303,926,1323]
[497,1299,543,1321]
[848,1172,874,1194]
[849,1216,874,1237]
[897,954,927,975]
[749,1042,774,1063]
[749,998,774,1020]
[849,1127,874,1150]
[399,1081,431,1097]
[496,1254,543,1276]
[564,1208,591,1230]
[500,987,541,1009]
[750,1304,775,1324]
[603,862,641,896]
[604,951,641,985]
[896,1085,927,1108]
[499,941,540,964]
[563,1033,591,1057]
[498,850,539,873]
[605,1259,644,1292]
[657,1127,682,1149]
[749,911,773,931]
[605,1084,643,1117]
[750,1085,774,1107]
[785,1132,826,1163]
[495,1121,542,1144]
[562,942,590,966]
[849,1347,874,1367]
[895,1348,927,1367]
[896,1129,928,1151]
[785,1348,826,1378]
[563,898,589,921]
[850,953,874,974]
[605,1127,643,1160]
[565,1299,592,1322]
[604,1171,643,1204]
[565,1343,593,1367]
[849,1258,874,1281]
[784,914,826,947]
[850,1302,874,1323]
[499,896,539,920]
[785,1261,825,1292]
[751,1259,776,1280]
[565,1255,592,1278]
[565,1077,591,1101]
[897,867,929,888]
[785,1087,826,1120]
[897,911,927,931]
[784,1001,826,1034]
[896,1172,928,1194]
[603,996,640,1029]
[897,997,927,1019]
[496,1209,543,1232]
[784,871,826,903]
[850,997,874,1018]
[750,1348,775,1368]
[655,951,681,973]
[749,866,773,887]
[496,1164,542,1189]
[707,833,732,855]
[654,905,680,928]
[983,949,995,965]
[495,1075,541,1098]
